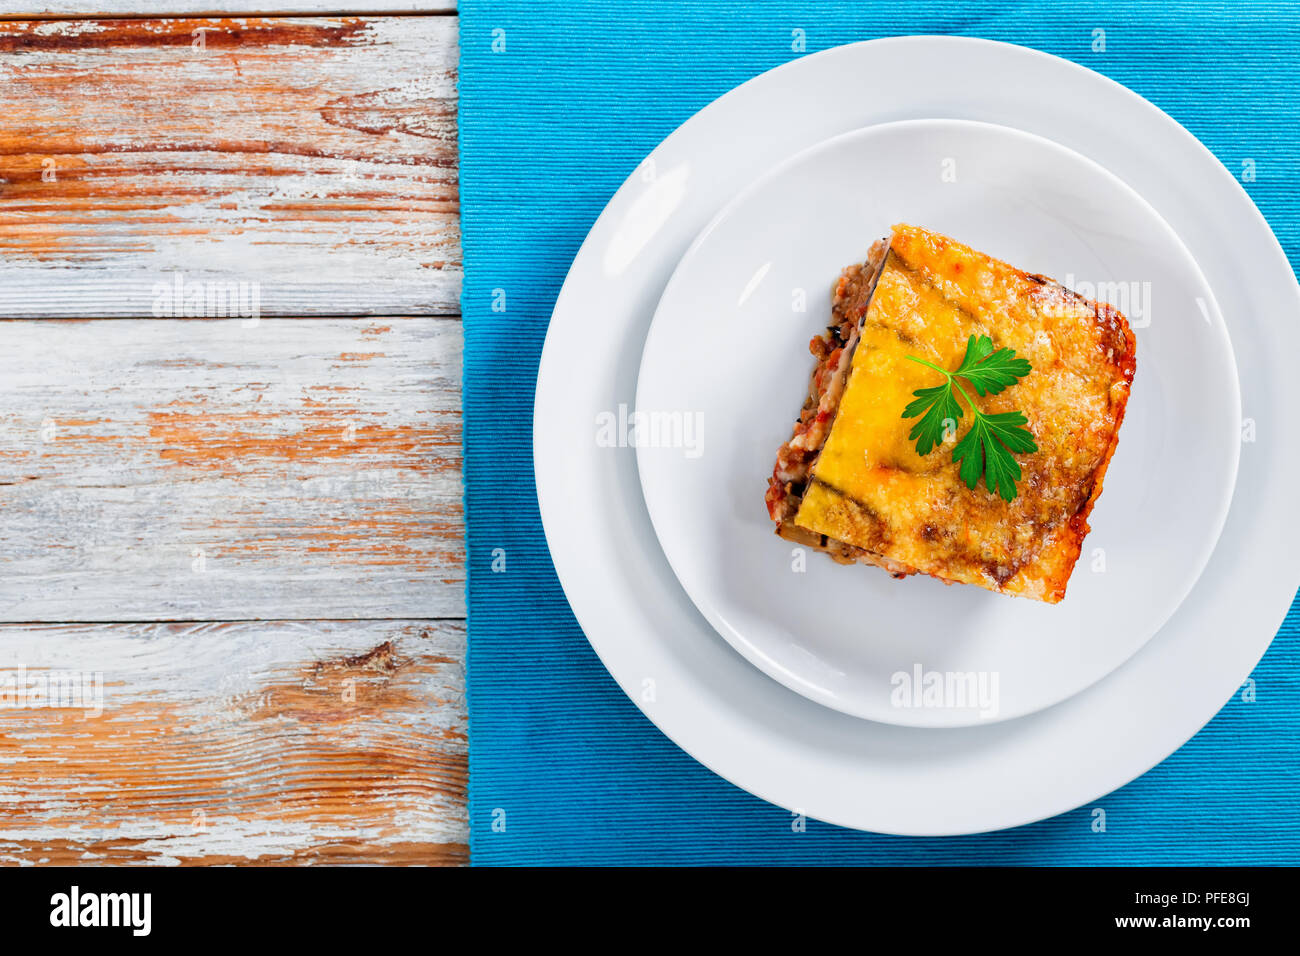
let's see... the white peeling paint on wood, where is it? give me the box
[0,619,467,865]
[0,11,471,865]
[9,3,456,15]
[0,317,464,621]
[0,16,460,317]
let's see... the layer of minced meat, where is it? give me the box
[764,240,920,577]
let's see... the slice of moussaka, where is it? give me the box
[765,223,1137,603]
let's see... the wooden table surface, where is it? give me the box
[0,5,466,865]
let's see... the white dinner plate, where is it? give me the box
[635,118,1239,726]
[534,36,1300,835]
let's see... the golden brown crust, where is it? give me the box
[1038,301,1137,601]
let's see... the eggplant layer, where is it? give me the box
[763,239,917,577]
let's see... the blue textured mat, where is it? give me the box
[459,0,1300,864]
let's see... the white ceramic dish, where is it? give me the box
[635,118,1239,726]
[534,36,1300,835]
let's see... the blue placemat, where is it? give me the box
[459,0,1300,865]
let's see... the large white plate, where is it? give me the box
[635,118,1239,726]
[534,37,1300,835]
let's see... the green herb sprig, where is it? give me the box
[901,334,1037,502]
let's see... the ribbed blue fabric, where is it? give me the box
[459,0,1300,864]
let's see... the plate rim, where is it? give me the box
[633,114,1242,727]
[533,34,1300,836]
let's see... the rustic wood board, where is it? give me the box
[0,619,466,865]
[0,15,460,317]
[0,316,464,621]
[8,4,456,15]
[0,11,471,865]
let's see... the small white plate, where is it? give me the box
[635,119,1239,726]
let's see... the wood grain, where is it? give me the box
[0,316,463,621]
[0,619,466,865]
[0,12,469,866]
[0,16,460,317]
[8,4,456,17]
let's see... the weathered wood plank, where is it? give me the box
[0,16,459,317]
[0,618,466,865]
[7,4,457,16]
[0,316,464,620]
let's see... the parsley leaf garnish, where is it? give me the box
[901,335,1037,502]
[901,383,963,456]
[951,334,1032,396]
[952,411,1037,502]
